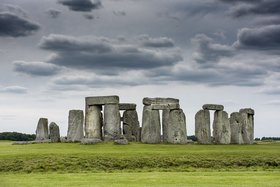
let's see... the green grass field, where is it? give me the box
[0,141,280,186]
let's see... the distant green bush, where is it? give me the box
[261,137,280,141]
[0,132,36,141]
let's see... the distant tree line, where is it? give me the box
[259,137,280,141]
[0,132,36,141]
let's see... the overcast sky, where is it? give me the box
[0,0,280,137]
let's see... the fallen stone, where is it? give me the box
[213,110,231,144]
[104,104,121,141]
[141,106,161,144]
[143,97,179,105]
[49,122,60,142]
[114,139,128,145]
[80,138,102,145]
[195,109,211,144]
[202,104,224,111]
[86,95,119,105]
[12,141,32,145]
[239,108,255,115]
[33,139,52,143]
[230,112,243,144]
[67,110,84,142]
[150,103,180,110]
[35,118,49,141]
[85,105,102,139]
[119,103,136,110]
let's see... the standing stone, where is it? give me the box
[104,104,121,141]
[165,109,187,144]
[213,111,231,144]
[35,118,49,140]
[67,110,84,142]
[49,122,60,142]
[230,112,243,144]
[240,108,254,144]
[141,106,161,144]
[123,110,140,141]
[162,109,170,142]
[85,105,102,140]
[195,110,211,144]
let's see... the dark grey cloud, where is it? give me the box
[0,12,40,37]
[83,14,95,20]
[0,86,27,94]
[38,34,182,74]
[13,61,61,76]
[218,0,262,4]
[139,35,175,48]
[113,11,126,16]
[191,34,234,64]
[58,0,102,12]
[46,9,61,19]
[255,16,280,26]
[234,25,280,50]
[226,0,280,18]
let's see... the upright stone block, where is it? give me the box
[67,110,84,142]
[143,97,179,105]
[123,110,140,141]
[162,109,170,142]
[85,105,102,140]
[165,109,187,144]
[213,110,231,144]
[203,104,224,111]
[35,118,49,140]
[230,112,243,144]
[240,109,254,144]
[49,122,60,142]
[104,104,121,141]
[195,109,211,144]
[141,106,161,144]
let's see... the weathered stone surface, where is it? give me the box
[85,105,102,139]
[12,141,33,145]
[123,110,140,141]
[67,110,84,142]
[35,118,49,141]
[86,95,119,105]
[165,109,187,144]
[230,112,243,144]
[162,109,170,142]
[195,109,211,144]
[151,103,180,110]
[119,103,136,110]
[240,110,254,144]
[104,104,121,141]
[49,122,60,142]
[80,138,102,145]
[141,106,161,144]
[239,108,255,115]
[143,97,179,105]
[33,139,52,143]
[202,104,224,111]
[213,110,231,144]
[60,136,67,143]
[114,139,128,145]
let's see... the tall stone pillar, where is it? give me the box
[213,110,231,144]
[67,110,84,142]
[165,109,187,144]
[35,118,49,140]
[230,112,243,144]
[240,108,255,144]
[49,122,60,142]
[104,104,121,141]
[162,109,170,143]
[141,106,161,144]
[85,105,102,140]
[195,109,211,144]
[123,110,140,141]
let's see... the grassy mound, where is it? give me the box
[0,141,280,173]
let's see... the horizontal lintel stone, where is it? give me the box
[119,103,136,110]
[202,104,224,111]
[239,108,255,115]
[86,95,119,105]
[143,97,179,105]
[151,103,180,110]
